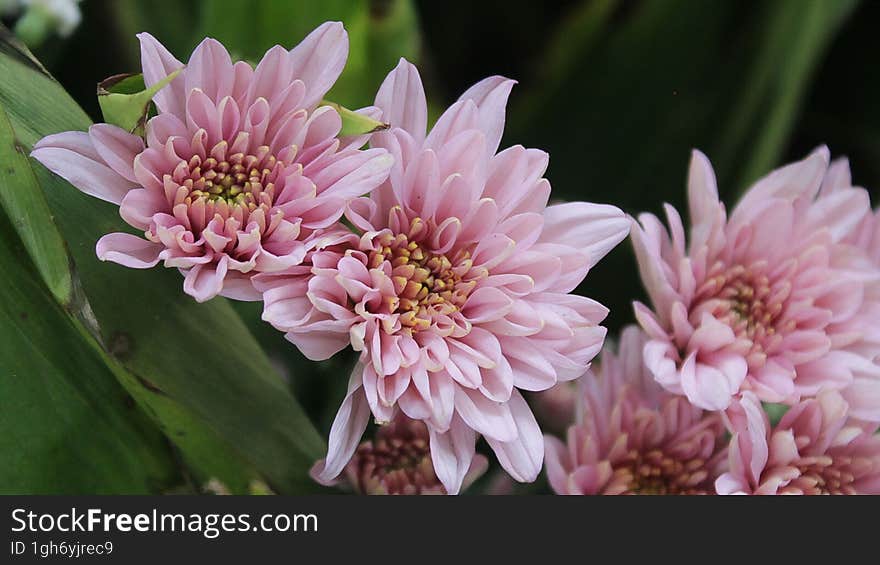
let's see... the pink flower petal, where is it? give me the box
[96,232,163,268]
[424,99,478,151]
[734,145,829,215]
[454,386,517,442]
[311,148,393,201]
[687,149,720,228]
[428,414,476,495]
[119,188,164,230]
[485,390,543,482]
[32,132,135,204]
[374,58,427,142]
[287,21,349,108]
[462,286,514,323]
[88,124,145,183]
[313,367,371,484]
[137,32,185,119]
[185,37,234,103]
[680,353,738,411]
[540,202,630,268]
[501,336,558,391]
[842,374,880,423]
[455,75,516,155]
[543,434,573,494]
[286,324,352,361]
[182,257,229,303]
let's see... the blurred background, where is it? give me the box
[1,0,878,494]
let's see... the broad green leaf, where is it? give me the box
[0,32,325,493]
[94,350,261,494]
[0,102,71,304]
[97,70,182,135]
[322,100,389,136]
[0,28,262,493]
[0,214,178,494]
[0,27,92,142]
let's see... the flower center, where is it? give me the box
[783,455,860,495]
[350,420,437,494]
[178,144,279,211]
[694,260,793,364]
[719,266,783,334]
[614,448,712,495]
[368,217,476,333]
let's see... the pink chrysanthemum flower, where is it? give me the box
[311,414,488,495]
[257,59,630,493]
[544,326,727,494]
[631,148,876,411]
[717,390,880,494]
[815,159,880,421]
[32,23,392,302]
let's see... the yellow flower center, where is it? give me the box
[178,143,283,210]
[368,217,477,333]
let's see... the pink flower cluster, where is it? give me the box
[544,326,728,494]
[258,59,629,494]
[543,149,880,495]
[631,148,880,413]
[31,20,880,495]
[32,24,631,494]
[34,23,393,302]
[718,390,880,494]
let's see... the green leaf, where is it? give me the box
[94,350,262,494]
[717,0,859,190]
[322,100,389,137]
[0,102,72,304]
[0,26,92,144]
[97,70,181,135]
[0,27,260,493]
[0,214,178,494]
[0,31,326,493]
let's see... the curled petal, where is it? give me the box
[32,132,135,204]
[96,233,163,268]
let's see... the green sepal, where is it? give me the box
[321,100,389,137]
[97,70,181,136]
